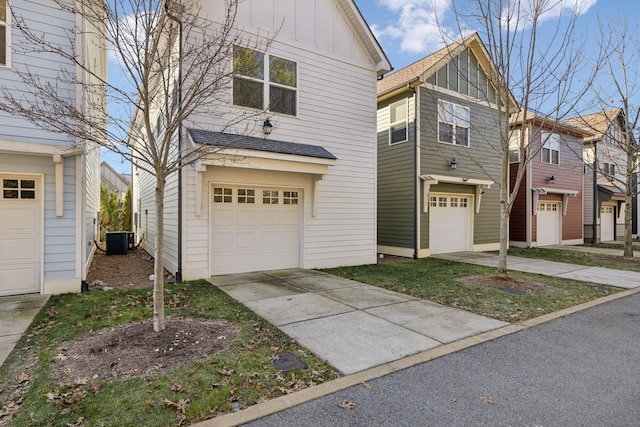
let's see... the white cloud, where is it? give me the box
[371,0,457,54]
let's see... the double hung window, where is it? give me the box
[541,133,560,164]
[233,46,297,116]
[438,100,470,146]
[389,99,408,144]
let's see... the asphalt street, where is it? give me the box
[246,292,640,426]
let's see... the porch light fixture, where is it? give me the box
[263,118,273,135]
[548,175,556,184]
[449,158,457,169]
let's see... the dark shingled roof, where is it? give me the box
[188,129,337,160]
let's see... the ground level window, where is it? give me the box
[2,178,36,200]
[283,191,299,205]
[237,189,255,204]
[213,187,233,203]
[263,190,279,204]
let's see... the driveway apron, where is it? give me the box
[0,294,49,368]
[208,269,507,375]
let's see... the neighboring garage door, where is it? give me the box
[0,176,41,296]
[429,194,471,254]
[537,202,560,246]
[210,185,301,275]
[601,205,615,242]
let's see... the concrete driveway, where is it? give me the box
[208,269,507,375]
[0,294,49,367]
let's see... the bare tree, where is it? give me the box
[0,0,270,331]
[444,0,598,275]
[569,18,640,257]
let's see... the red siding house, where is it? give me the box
[509,112,594,247]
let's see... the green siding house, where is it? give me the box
[377,33,514,258]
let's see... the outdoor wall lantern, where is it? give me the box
[449,158,457,169]
[263,118,273,135]
[548,175,556,184]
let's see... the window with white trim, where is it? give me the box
[603,162,615,176]
[438,100,470,146]
[541,132,560,164]
[2,178,36,200]
[237,188,255,204]
[0,0,8,67]
[389,99,408,144]
[233,46,297,116]
[212,187,233,203]
[283,191,298,205]
[509,130,521,163]
[263,190,279,205]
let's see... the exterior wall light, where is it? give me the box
[263,118,273,135]
[548,175,555,184]
[449,158,457,169]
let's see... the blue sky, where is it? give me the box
[104,0,637,174]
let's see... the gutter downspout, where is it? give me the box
[166,4,183,283]
[592,141,598,243]
[413,85,420,259]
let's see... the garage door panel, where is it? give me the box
[601,206,614,242]
[1,176,41,296]
[429,195,471,255]
[537,202,560,246]
[211,185,301,275]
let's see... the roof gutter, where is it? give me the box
[377,77,421,102]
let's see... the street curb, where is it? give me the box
[193,287,640,427]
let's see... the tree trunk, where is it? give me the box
[153,173,166,332]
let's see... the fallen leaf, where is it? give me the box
[361,381,372,389]
[339,400,356,409]
[480,395,497,405]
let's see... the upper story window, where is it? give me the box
[541,132,560,164]
[233,46,297,116]
[509,130,521,163]
[0,0,8,67]
[438,100,470,147]
[603,162,615,176]
[389,99,408,144]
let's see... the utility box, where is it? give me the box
[126,231,135,249]
[106,231,128,255]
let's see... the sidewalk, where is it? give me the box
[546,244,640,257]
[433,251,640,289]
[0,294,49,368]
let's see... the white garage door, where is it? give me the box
[210,185,301,275]
[537,202,560,246]
[0,176,41,296]
[429,194,471,254]
[601,205,615,242]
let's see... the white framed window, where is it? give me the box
[2,178,36,200]
[0,0,8,67]
[541,132,560,165]
[460,197,468,208]
[283,191,299,205]
[237,188,255,204]
[430,196,438,207]
[450,197,459,208]
[212,187,233,204]
[233,46,297,116]
[263,190,279,205]
[389,99,408,144]
[509,130,521,163]
[438,100,470,147]
[603,161,615,177]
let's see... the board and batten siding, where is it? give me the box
[418,87,502,249]
[84,144,100,271]
[377,93,416,252]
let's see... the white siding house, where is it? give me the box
[0,0,106,296]
[132,0,391,280]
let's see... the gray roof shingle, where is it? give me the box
[188,129,337,160]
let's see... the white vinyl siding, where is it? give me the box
[177,0,380,279]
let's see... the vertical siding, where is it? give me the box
[377,93,416,250]
[419,88,502,248]
[84,144,100,268]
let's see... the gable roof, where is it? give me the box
[509,111,595,138]
[188,129,337,160]
[377,33,517,109]
[565,108,623,141]
[338,0,392,75]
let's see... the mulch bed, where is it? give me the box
[458,275,555,295]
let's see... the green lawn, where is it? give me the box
[507,247,640,272]
[323,257,619,323]
[0,281,338,427]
